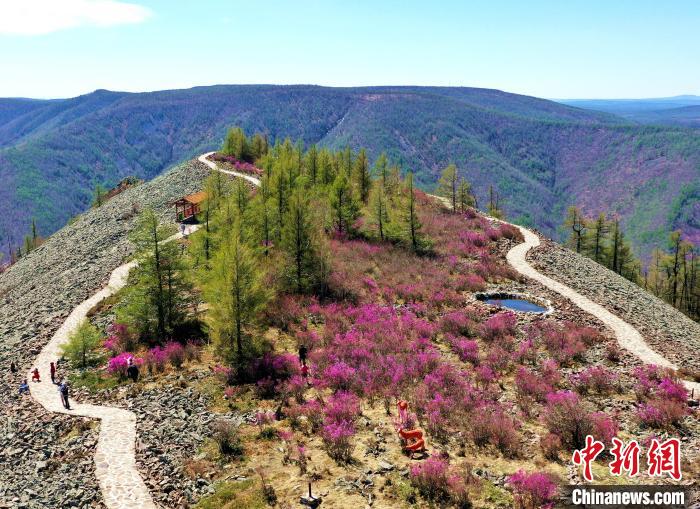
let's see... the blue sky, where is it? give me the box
[1,0,699,99]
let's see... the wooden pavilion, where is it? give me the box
[173,191,207,222]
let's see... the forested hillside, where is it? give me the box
[1,85,699,261]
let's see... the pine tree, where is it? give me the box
[586,213,609,263]
[437,164,458,212]
[249,133,268,161]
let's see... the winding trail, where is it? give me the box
[26,152,260,508]
[26,153,696,507]
[505,224,700,394]
[28,227,198,508]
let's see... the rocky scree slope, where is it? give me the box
[528,237,700,374]
[0,159,208,508]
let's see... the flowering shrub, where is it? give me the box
[249,352,300,397]
[323,362,357,391]
[482,312,518,342]
[542,391,591,450]
[454,273,486,292]
[499,223,522,241]
[471,405,521,456]
[513,339,537,365]
[516,367,554,403]
[409,457,451,502]
[540,433,562,460]
[534,323,586,366]
[507,470,558,509]
[324,391,361,424]
[441,311,477,336]
[448,336,479,365]
[107,352,142,379]
[569,366,618,395]
[210,153,263,175]
[321,420,355,462]
[590,411,618,446]
[637,399,688,428]
[104,323,136,354]
[163,342,185,368]
[145,346,167,374]
[485,346,511,374]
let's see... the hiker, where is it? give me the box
[18,380,30,395]
[301,364,309,379]
[50,362,56,384]
[59,381,70,410]
[298,344,308,366]
[31,368,40,382]
[180,222,186,236]
[10,361,17,373]
[127,362,139,383]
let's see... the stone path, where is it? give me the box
[26,153,259,508]
[27,226,198,509]
[505,224,700,394]
[198,152,262,186]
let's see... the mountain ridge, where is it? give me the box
[0,84,698,260]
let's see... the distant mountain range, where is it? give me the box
[1,85,699,260]
[559,95,700,128]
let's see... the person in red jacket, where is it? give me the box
[50,362,57,384]
[31,368,40,382]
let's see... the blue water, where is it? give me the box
[485,298,547,313]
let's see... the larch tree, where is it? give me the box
[62,319,103,369]
[404,172,423,252]
[281,186,325,293]
[222,127,249,160]
[487,185,504,219]
[437,163,458,212]
[457,178,476,212]
[368,182,389,241]
[354,148,371,203]
[329,171,358,236]
[203,221,270,367]
[373,152,389,189]
[305,144,319,184]
[565,206,587,254]
[118,209,190,342]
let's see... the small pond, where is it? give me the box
[476,292,551,314]
[484,298,547,313]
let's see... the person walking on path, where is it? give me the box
[18,379,30,395]
[59,380,70,409]
[31,368,41,382]
[50,362,57,384]
[10,361,17,373]
[298,344,308,367]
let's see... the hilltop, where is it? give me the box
[1,85,699,261]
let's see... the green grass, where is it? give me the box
[194,479,267,509]
[68,370,119,393]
